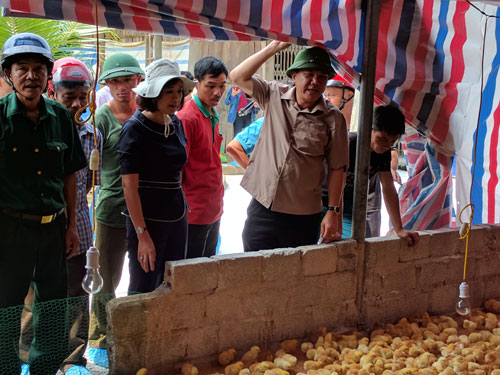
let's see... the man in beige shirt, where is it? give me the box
[230,41,349,251]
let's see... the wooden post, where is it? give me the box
[153,35,162,61]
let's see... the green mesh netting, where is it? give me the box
[0,293,131,375]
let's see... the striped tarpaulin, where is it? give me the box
[2,0,500,228]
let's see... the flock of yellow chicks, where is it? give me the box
[177,299,500,375]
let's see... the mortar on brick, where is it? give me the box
[416,256,465,291]
[302,244,338,276]
[399,231,430,262]
[260,248,303,281]
[214,251,263,289]
[165,257,218,294]
[426,227,459,257]
[365,236,400,269]
[373,264,417,296]
[336,240,359,272]
[107,225,500,374]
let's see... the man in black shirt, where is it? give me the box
[343,105,419,246]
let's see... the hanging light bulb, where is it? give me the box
[455,281,471,316]
[82,246,103,294]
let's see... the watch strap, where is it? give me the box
[326,206,340,214]
[136,226,148,235]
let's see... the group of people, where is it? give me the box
[0,32,419,375]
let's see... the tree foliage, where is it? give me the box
[0,17,118,65]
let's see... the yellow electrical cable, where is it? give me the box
[457,6,493,285]
[74,0,100,240]
[458,204,474,281]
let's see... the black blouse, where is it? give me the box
[118,110,187,222]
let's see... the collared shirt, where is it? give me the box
[177,95,224,225]
[74,122,102,257]
[95,85,113,109]
[94,104,126,227]
[0,93,87,214]
[343,132,390,217]
[235,117,264,156]
[241,76,349,215]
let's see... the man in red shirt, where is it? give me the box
[177,57,228,258]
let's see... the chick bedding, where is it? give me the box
[186,299,500,375]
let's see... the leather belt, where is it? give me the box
[0,207,65,224]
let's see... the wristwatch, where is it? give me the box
[326,206,341,214]
[136,226,148,235]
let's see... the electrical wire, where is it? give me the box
[73,0,100,240]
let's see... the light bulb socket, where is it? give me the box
[86,246,100,269]
[459,281,470,298]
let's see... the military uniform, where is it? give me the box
[0,92,87,375]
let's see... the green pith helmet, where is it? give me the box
[286,47,335,79]
[99,53,144,82]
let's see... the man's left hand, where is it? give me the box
[65,224,80,258]
[395,228,419,247]
[320,211,342,244]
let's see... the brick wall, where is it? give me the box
[106,225,500,374]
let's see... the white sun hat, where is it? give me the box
[132,58,195,98]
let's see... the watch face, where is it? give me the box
[136,227,145,234]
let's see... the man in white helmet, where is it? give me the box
[0,33,87,375]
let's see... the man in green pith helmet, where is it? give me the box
[230,42,349,251]
[87,53,144,368]
[0,33,87,375]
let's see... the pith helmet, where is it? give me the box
[1,33,54,71]
[99,53,144,82]
[286,46,335,79]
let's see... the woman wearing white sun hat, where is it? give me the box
[118,58,195,293]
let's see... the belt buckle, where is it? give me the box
[41,214,54,224]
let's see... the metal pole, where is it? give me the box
[351,0,382,242]
[153,35,162,61]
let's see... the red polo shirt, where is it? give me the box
[177,95,224,225]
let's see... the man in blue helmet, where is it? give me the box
[0,33,87,375]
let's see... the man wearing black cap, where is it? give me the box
[230,41,348,251]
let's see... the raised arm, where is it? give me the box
[230,41,291,97]
[379,171,419,247]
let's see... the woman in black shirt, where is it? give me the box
[118,58,195,293]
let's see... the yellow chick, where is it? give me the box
[470,314,486,327]
[273,354,297,371]
[219,348,237,366]
[241,346,261,367]
[303,360,321,371]
[182,363,199,375]
[463,319,477,332]
[491,370,500,375]
[250,361,275,372]
[485,313,498,330]
[263,369,289,375]
[238,370,250,375]
[225,361,244,375]
[136,369,148,375]
[301,342,314,353]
